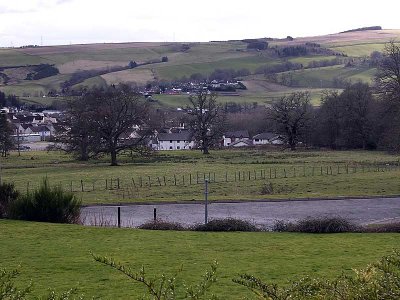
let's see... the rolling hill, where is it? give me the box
[1,29,400,107]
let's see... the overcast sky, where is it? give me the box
[0,0,399,47]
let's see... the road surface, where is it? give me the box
[81,197,400,229]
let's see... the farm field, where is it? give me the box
[2,29,400,106]
[2,149,400,205]
[0,219,399,299]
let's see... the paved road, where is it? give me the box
[81,197,400,229]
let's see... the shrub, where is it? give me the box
[363,222,400,233]
[9,178,81,224]
[234,249,400,299]
[0,268,31,299]
[271,219,294,232]
[273,217,358,233]
[138,219,185,231]
[193,218,259,232]
[260,182,274,195]
[0,182,19,218]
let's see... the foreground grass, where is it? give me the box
[2,149,400,204]
[0,220,399,298]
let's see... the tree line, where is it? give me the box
[1,41,400,162]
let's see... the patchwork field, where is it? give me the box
[0,220,398,299]
[2,149,400,205]
[2,29,400,105]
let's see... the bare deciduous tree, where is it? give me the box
[269,92,312,150]
[188,91,225,154]
[55,86,150,166]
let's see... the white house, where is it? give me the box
[252,132,284,145]
[155,132,194,150]
[229,139,252,147]
[223,130,250,147]
[31,125,52,141]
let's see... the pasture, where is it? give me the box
[0,219,399,298]
[2,149,400,205]
[2,30,397,103]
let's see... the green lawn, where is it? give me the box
[2,149,400,205]
[0,220,398,299]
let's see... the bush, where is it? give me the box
[234,249,400,299]
[138,219,185,231]
[273,217,358,233]
[0,182,19,218]
[193,218,259,232]
[260,182,274,195]
[9,178,81,224]
[363,222,400,233]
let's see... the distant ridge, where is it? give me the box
[340,26,382,33]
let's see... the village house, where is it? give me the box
[252,132,285,145]
[154,131,194,150]
[222,130,250,147]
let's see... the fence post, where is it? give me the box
[174,174,177,186]
[284,168,287,178]
[105,179,108,190]
[81,180,84,192]
[204,179,209,225]
[153,207,157,221]
[190,174,192,185]
[117,207,121,228]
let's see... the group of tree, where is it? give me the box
[0,112,13,157]
[54,85,151,165]
[26,64,59,80]
[265,42,400,150]
[0,91,21,108]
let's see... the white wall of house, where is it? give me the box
[12,134,41,142]
[223,137,232,146]
[158,140,194,150]
[230,141,251,147]
[253,138,270,145]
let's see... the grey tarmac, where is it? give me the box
[81,197,400,229]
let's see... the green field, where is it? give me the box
[0,220,398,299]
[288,65,376,88]
[2,30,397,106]
[2,149,400,205]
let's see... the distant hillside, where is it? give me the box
[1,29,400,107]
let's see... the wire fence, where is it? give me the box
[16,163,400,195]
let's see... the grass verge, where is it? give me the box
[0,220,399,298]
